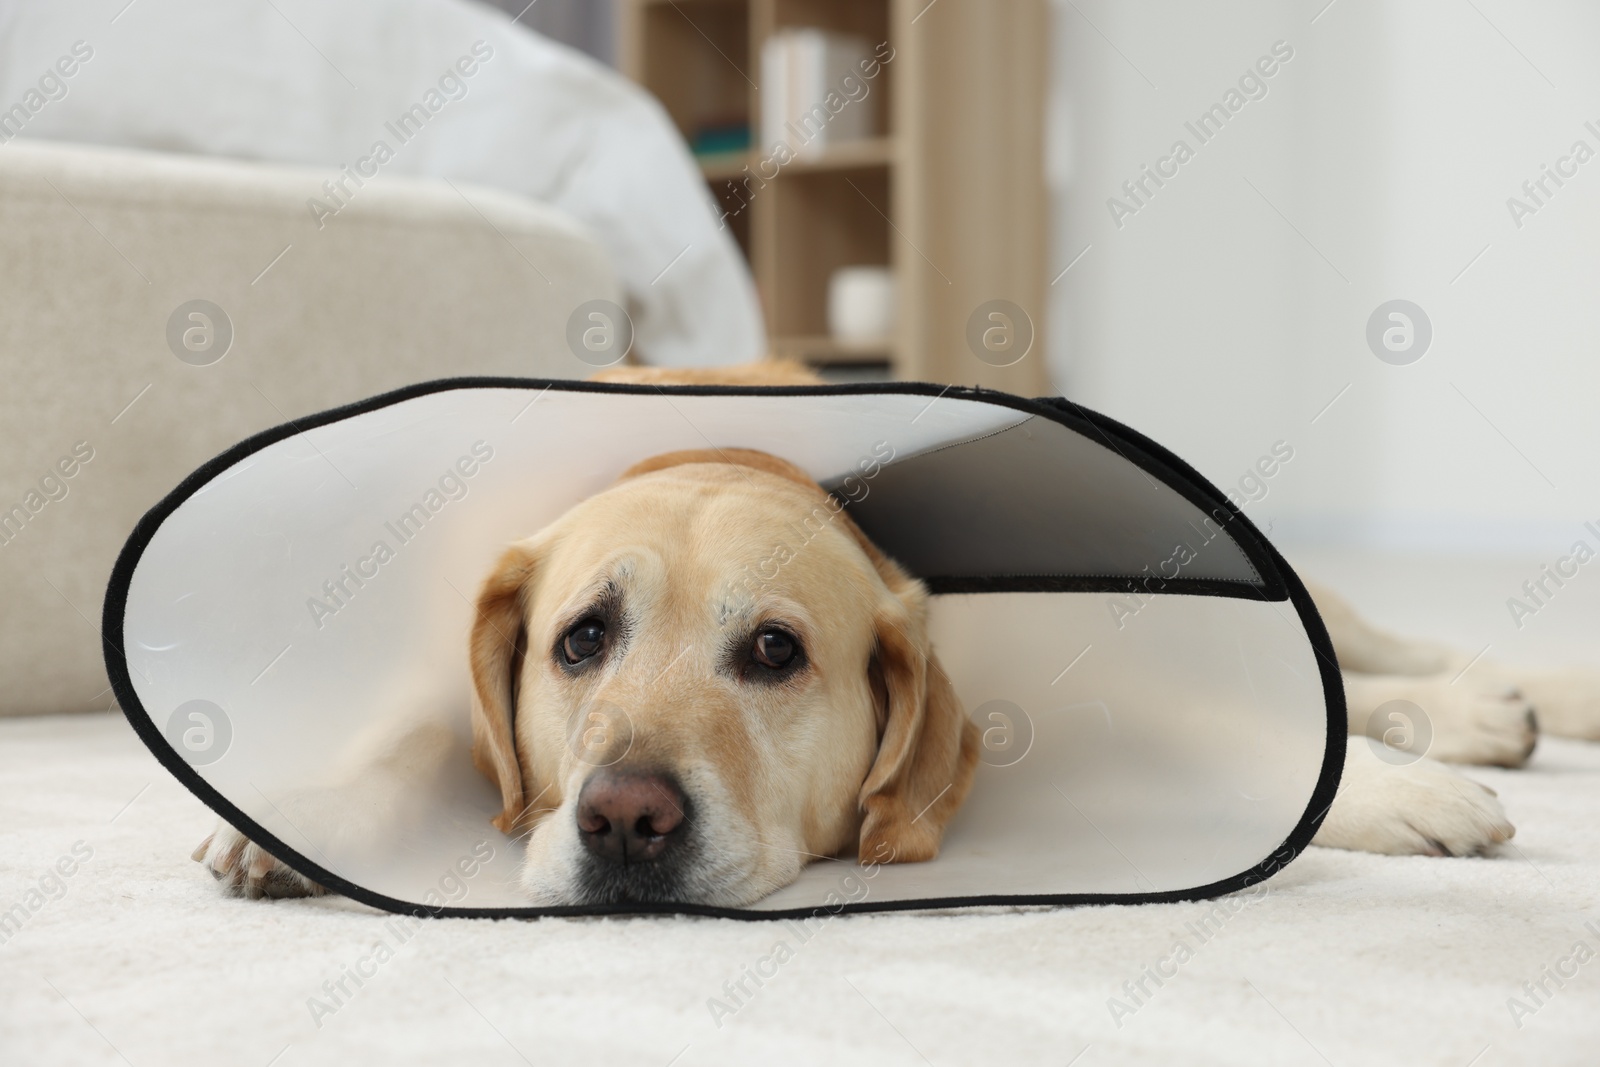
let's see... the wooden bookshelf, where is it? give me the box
[620,0,1048,392]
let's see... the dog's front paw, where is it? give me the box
[192,822,326,899]
[1418,678,1538,767]
[1349,673,1537,767]
[1313,738,1514,857]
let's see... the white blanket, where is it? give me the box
[0,0,764,367]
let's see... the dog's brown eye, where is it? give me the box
[562,619,605,664]
[752,629,796,670]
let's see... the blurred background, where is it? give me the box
[2,0,1598,715]
[512,0,1600,562]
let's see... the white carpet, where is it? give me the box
[4,552,1600,1066]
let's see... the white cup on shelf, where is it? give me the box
[827,266,895,343]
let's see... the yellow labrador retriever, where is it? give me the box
[195,361,1600,902]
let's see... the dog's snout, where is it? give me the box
[576,769,687,865]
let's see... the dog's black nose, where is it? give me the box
[576,768,686,865]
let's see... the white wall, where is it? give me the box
[1049,0,1600,554]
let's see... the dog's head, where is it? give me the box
[467,449,978,906]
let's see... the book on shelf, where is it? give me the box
[760,29,876,160]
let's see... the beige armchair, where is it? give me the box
[0,139,619,715]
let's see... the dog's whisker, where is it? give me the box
[751,841,838,862]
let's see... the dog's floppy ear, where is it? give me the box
[469,539,543,834]
[857,563,980,864]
